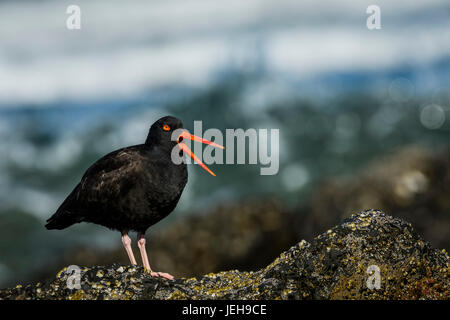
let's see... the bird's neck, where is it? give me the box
[144,142,178,160]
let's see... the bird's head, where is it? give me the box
[146,116,223,176]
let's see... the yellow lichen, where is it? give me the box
[69,290,85,300]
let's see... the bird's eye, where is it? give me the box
[163,124,171,131]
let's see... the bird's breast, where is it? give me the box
[141,159,187,208]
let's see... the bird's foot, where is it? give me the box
[145,269,174,280]
[151,271,174,280]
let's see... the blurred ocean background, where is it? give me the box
[1,0,450,287]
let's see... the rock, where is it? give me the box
[1,210,448,300]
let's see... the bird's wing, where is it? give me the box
[76,146,146,204]
[46,146,147,229]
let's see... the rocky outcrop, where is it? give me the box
[1,210,448,300]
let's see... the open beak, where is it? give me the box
[177,131,224,176]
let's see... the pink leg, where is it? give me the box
[121,233,137,265]
[137,233,174,280]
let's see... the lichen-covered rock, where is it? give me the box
[1,210,448,300]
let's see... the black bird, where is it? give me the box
[45,116,223,280]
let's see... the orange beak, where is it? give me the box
[177,131,224,176]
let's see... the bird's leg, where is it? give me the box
[137,233,174,280]
[121,232,137,265]
[137,233,151,271]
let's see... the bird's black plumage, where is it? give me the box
[45,116,188,234]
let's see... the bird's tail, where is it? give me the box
[46,184,83,230]
[45,210,81,230]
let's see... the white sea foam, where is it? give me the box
[0,0,448,106]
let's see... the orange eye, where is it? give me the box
[163,124,171,131]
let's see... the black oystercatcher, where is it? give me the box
[45,116,223,280]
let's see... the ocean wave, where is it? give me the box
[0,0,449,106]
